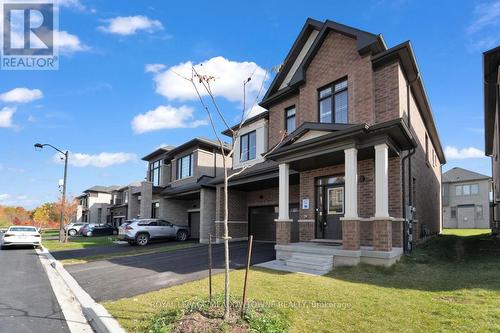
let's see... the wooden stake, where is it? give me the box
[208,233,213,304]
[241,235,253,317]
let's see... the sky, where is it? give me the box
[0,0,498,209]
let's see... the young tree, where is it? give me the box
[178,65,284,318]
[32,203,52,229]
[53,196,78,225]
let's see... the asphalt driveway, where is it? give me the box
[51,239,197,260]
[65,241,275,302]
[0,247,69,333]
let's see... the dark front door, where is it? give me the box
[188,212,200,239]
[316,176,345,240]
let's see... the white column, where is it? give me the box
[375,143,390,218]
[278,163,290,220]
[344,148,358,219]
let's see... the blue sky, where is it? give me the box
[0,0,498,208]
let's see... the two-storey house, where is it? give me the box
[442,167,491,229]
[76,185,119,224]
[213,18,445,271]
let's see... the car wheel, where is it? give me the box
[68,229,77,237]
[136,233,149,246]
[176,230,188,241]
[86,231,92,237]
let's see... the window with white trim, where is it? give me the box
[240,130,256,162]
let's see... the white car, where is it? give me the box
[1,226,42,249]
[64,222,85,236]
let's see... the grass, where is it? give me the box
[60,242,203,265]
[441,228,491,236]
[104,230,500,333]
[43,235,118,251]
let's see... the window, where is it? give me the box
[285,106,296,133]
[123,191,129,204]
[97,208,102,222]
[475,205,483,219]
[177,154,193,179]
[240,130,257,162]
[151,202,159,218]
[450,207,457,219]
[425,133,429,163]
[149,159,162,186]
[318,78,348,124]
[456,184,479,196]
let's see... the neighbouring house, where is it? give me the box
[76,185,120,224]
[442,167,491,229]
[483,46,500,237]
[211,18,445,271]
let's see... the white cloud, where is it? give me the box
[0,193,38,208]
[0,194,10,201]
[0,88,43,103]
[445,146,485,160]
[467,1,500,50]
[55,30,88,54]
[98,15,163,36]
[145,63,166,73]
[56,0,86,10]
[53,152,138,167]
[131,105,207,134]
[152,56,267,103]
[245,104,267,119]
[0,107,16,128]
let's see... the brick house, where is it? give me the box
[484,46,500,237]
[213,18,445,271]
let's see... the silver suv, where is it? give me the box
[118,219,190,246]
[64,222,85,236]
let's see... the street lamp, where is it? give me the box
[34,143,69,243]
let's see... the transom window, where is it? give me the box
[149,159,162,186]
[177,154,193,179]
[318,78,348,124]
[240,130,256,162]
[455,184,479,196]
[285,106,296,133]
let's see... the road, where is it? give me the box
[65,241,275,302]
[0,247,69,333]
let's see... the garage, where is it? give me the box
[248,205,299,242]
[188,211,200,239]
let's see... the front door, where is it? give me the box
[188,212,200,239]
[458,205,475,228]
[316,176,345,240]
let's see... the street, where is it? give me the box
[0,247,69,333]
[65,241,275,302]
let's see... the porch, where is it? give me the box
[266,120,414,269]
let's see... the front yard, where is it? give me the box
[104,230,500,332]
[43,235,117,251]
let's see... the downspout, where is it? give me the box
[401,73,419,252]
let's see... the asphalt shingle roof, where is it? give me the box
[442,167,490,183]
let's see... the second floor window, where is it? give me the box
[177,153,193,179]
[123,191,129,204]
[318,79,348,124]
[240,130,256,162]
[455,184,479,196]
[149,160,162,186]
[285,106,296,133]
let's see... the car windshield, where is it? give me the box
[9,227,37,232]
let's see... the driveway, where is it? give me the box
[65,241,275,302]
[51,239,198,260]
[0,247,69,333]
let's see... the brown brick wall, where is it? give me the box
[342,219,360,250]
[215,222,247,240]
[299,221,315,241]
[360,221,373,246]
[276,220,291,245]
[392,220,403,248]
[373,219,392,251]
[268,31,375,148]
[374,61,402,123]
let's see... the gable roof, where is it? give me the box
[261,18,386,108]
[443,167,490,183]
[164,137,231,160]
[483,46,500,155]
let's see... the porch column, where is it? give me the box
[373,143,392,251]
[275,163,292,245]
[341,148,361,250]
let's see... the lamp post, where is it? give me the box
[34,143,69,243]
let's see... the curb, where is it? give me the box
[38,247,126,333]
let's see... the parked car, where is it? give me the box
[80,224,117,237]
[118,219,190,246]
[64,222,85,237]
[1,226,41,249]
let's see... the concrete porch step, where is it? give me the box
[285,253,334,272]
[255,260,330,276]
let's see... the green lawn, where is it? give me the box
[61,242,203,265]
[104,230,500,333]
[442,228,491,236]
[43,236,118,251]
